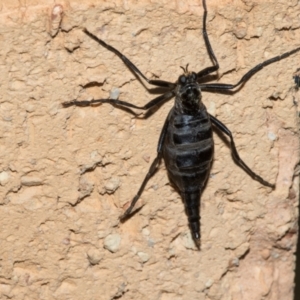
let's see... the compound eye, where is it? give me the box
[191,72,197,80]
[179,75,186,84]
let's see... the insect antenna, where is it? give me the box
[180,64,190,75]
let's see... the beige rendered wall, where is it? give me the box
[0,0,299,299]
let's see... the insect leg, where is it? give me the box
[201,46,300,91]
[293,68,300,89]
[209,114,275,188]
[83,28,176,89]
[120,113,170,220]
[197,0,220,79]
[63,91,175,110]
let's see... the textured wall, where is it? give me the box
[0,0,299,299]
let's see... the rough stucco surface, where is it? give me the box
[0,0,299,299]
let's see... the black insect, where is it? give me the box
[64,0,300,247]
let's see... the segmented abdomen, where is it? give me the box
[162,106,213,241]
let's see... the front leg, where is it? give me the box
[210,114,275,188]
[83,29,175,89]
[196,0,220,79]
